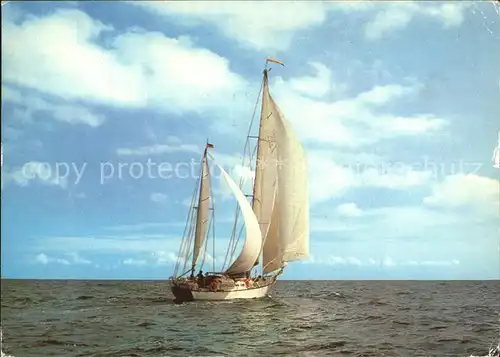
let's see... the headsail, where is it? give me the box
[210,155,263,276]
[493,130,500,169]
[191,146,212,272]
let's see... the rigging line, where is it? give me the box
[262,250,288,275]
[222,214,242,270]
[198,219,210,272]
[174,169,200,276]
[206,159,217,273]
[224,204,241,269]
[174,186,196,276]
[224,151,255,270]
[227,224,245,268]
[228,76,264,242]
[224,79,264,270]
[227,145,258,268]
[179,203,196,270]
[181,181,201,274]
[181,216,196,274]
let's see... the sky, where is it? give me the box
[1,0,499,280]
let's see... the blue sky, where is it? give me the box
[1,1,499,280]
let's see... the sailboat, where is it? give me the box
[169,58,309,302]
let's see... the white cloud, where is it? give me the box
[2,8,247,115]
[34,252,91,265]
[307,149,434,203]
[2,161,67,190]
[288,62,336,99]
[150,192,168,203]
[420,2,471,28]
[123,258,148,266]
[423,174,498,215]
[311,204,464,238]
[362,2,472,40]
[117,136,200,156]
[302,254,460,268]
[360,166,433,190]
[336,203,363,218]
[296,90,478,205]
[131,2,472,50]
[271,68,448,149]
[404,259,460,267]
[2,85,105,127]
[153,250,180,266]
[302,255,369,266]
[382,256,396,267]
[34,234,179,254]
[364,2,420,41]
[132,1,329,51]
[66,252,92,265]
[35,253,50,265]
[105,222,173,231]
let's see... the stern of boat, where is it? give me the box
[171,284,194,303]
[170,278,196,303]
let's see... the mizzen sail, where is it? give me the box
[191,149,211,271]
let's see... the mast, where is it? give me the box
[223,58,309,278]
[249,58,285,274]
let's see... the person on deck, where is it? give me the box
[197,270,204,286]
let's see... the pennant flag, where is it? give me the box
[266,58,285,66]
[207,143,215,149]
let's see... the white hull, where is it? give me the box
[192,284,271,300]
[170,278,276,302]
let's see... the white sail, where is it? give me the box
[213,160,263,275]
[253,71,279,247]
[169,60,309,303]
[191,152,211,270]
[260,71,310,274]
[273,98,310,264]
[253,70,280,270]
[493,130,500,169]
[262,201,282,273]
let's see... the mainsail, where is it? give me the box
[191,147,211,272]
[252,63,310,275]
[252,69,279,260]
